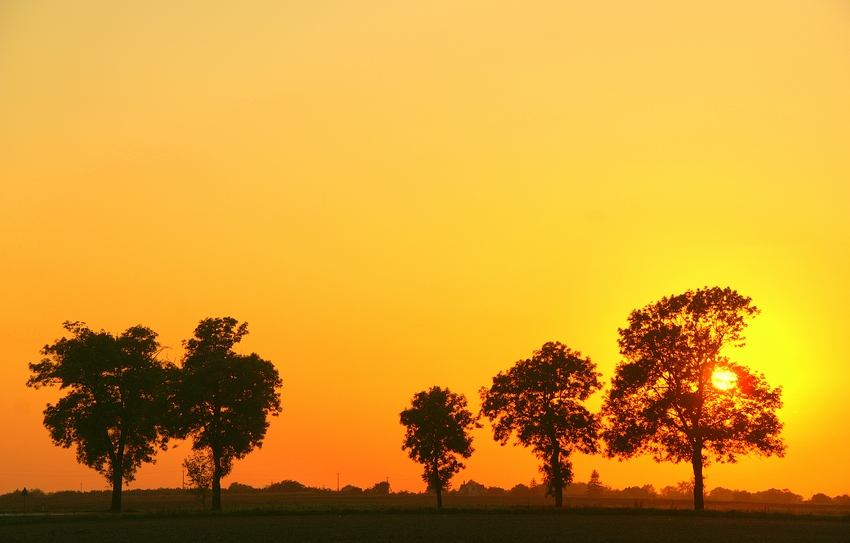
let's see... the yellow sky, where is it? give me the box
[1,1,849,496]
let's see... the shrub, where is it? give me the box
[809,493,832,504]
[707,487,735,501]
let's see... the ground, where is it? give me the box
[1,512,849,543]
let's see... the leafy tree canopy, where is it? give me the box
[176,317,282,511]
[480,342,601,506]
[602,287,785,510]
[399,386,478,508]
[27,321,173,511]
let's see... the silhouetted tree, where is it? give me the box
[480,342,601,507]
[810,493,833,504]
[26,321,173,512]
[706,486,735,501]
[399,386,478,508]
[602,287,785,510]
[183,449,214,510]
[660,480,695,499]
[267,479,307,492]
[586,470,605,498]
[364,481,390,494]
[833,494,850,505]
[175,317,282,511]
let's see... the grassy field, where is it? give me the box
[2,491,849,543]
[3,489,850,516]
[1,510,849,543]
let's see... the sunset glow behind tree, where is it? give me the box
[1,1,848,497]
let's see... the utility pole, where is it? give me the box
[337,471,340,492]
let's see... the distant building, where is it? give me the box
[456,480,487,496]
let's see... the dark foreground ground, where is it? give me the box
[1,512,849,543]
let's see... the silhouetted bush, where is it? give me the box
[753,488,802,504]
[734,490,754,502]
[340,485,363,494]
[364,481,390,495]
[509,483,545,497]
[566,482,590,497]
[809,493,833,504]
[227,482,255,493]
[7,488,47,498]
[509,484,531,497]
[707,487,735,501]
[264,479,334,493]
[618,485,658,500]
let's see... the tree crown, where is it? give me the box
[479,342,602,496]
[26,321,172,484]
[603,287,784,465]
[480,342,602,454]
[399,386,478,492]
[177,317,282,475]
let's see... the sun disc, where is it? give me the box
[712,370,738,391]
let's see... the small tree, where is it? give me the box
[602,287,785,510]
[175,317,282,511]
[364,481,390,494]
[27,322,173,512]
[183,450,214,510]
[399,386,478,508]
[586,470,605,498]
[480,342,602,507]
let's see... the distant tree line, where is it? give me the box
[27,317,281,513]
[8,480,850,512]
[444,478,835,505]
[400,287,786,510]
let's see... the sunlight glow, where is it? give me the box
[712,370,738,391]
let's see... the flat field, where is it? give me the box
[4,489,850,516]
[1,511,849,543]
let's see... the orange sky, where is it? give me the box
[1,1,849,497]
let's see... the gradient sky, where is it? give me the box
[1,1,849,497]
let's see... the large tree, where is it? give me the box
[175,317,282,511]
[601,287,785,510]
[479,342,601,507]
[399,386,478,508]
[26,321,173,512]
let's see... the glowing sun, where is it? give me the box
[712,369,738,391]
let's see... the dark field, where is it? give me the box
[5,490,850,516]
[3,491,850,543]
[2,512,850,543]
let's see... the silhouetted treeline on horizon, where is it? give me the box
[399,287,786,510]
[5,478,850,511]
[25,287,792,513]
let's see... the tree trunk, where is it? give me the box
[691,442,704,511]
[431,458,443,509]
[552,444,563,508]
[110,437,125,512]
[211,447,222,512]
[110,467,123,512]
